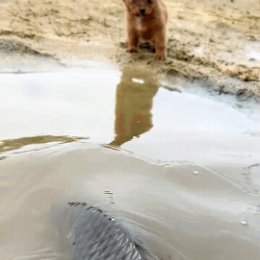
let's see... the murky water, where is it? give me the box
[0,63,260,260]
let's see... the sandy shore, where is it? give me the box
[0,0,259,98]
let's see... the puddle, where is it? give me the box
[0,63,260,260]
[248,51,260,61]
[246,43,260,62]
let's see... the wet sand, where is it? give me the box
[0,0,259,98]
[0,66,260,259]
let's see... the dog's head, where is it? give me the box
[123,0,156,17]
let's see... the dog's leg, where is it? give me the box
[154,29,166,60]
[127,22,139,53]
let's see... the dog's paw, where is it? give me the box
[127,47,138,53]
[155,52,166,61]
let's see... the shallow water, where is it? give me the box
[0,63,260,260]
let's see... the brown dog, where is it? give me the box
[122,0,168,60]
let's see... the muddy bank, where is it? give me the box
[0,0,259,98]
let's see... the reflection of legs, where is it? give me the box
[109,111,134,146]
[109,69,159,147]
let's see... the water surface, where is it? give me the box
[0,64,260,260]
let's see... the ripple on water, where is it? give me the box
[0,142,260,260]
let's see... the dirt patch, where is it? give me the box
[0,0,259,98]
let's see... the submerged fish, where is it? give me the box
[68,202,157,260]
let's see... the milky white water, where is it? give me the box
[0,64,260,260]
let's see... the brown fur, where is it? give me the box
[122,0,168,60]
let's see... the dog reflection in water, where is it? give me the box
[109,67,159,146]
